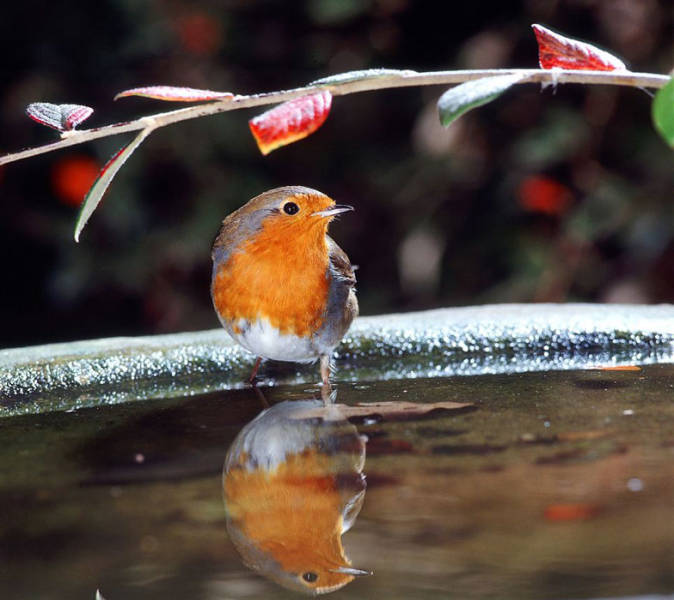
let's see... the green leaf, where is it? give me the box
[438,73,528,127]
[652,77,674,148]
[74,127,153,242]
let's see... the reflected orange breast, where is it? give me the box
[224,448,344,571]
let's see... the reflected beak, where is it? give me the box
[311,204,354,218]
[329,566,372,577]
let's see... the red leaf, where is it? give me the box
[114,86,234,102]
[26,103,93,132]
[531,24,627,71]
[249,91,332,155]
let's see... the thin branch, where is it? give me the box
[1,68,669,166]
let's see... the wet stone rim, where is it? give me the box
[0,303,672,417]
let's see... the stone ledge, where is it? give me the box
[1,303,672,417]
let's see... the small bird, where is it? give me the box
[211,186,358,387]
[223,398,370,595]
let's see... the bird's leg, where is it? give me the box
[320,354,332,386]
[248,356,262,385]
[320,354,334,402]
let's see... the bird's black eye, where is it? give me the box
[302,572,318,583]
[283,202,300,215]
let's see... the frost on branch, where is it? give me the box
[1,24,668,245]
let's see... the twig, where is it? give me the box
[1,68,669,166]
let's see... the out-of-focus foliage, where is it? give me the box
[0,0,672,348]
[653,78,674,147]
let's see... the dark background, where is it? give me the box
[1,0,672,349]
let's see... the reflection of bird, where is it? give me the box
[211,186,358,387]
[223,399,370,595]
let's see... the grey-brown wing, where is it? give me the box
[327,236,356,286]
[316,236,358,352]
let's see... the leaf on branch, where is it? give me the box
[26,103,94,132]
[437,73,528,127]
[311,68,417,86]
[652,77,674,148]
[114,86,234,102]
[249,90,332,155]
[74,128,153,242]
[293,401,474,422]
[589,365,642,371]
[342,400,473,421]
[531,24,627,71]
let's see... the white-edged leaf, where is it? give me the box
[26,103,93,131]
[438,73,528,127]
[311,68,417,86]
[95,590,106,600]
[114,86,234,102]
[74,128,153,242]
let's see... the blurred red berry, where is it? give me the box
[51,155,100,207]
[544,503,599,521]
[518,175,572,216]
[177,13,221,56]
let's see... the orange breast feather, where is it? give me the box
[213,220,330,337]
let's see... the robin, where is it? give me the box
[223,398,370,594]
[211,186,358,387]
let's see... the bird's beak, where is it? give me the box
[329,566,372,577]
[311,204,354,218]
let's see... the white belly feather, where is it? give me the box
[227,318,319,363]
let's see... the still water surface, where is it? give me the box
[1,365,673,599]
